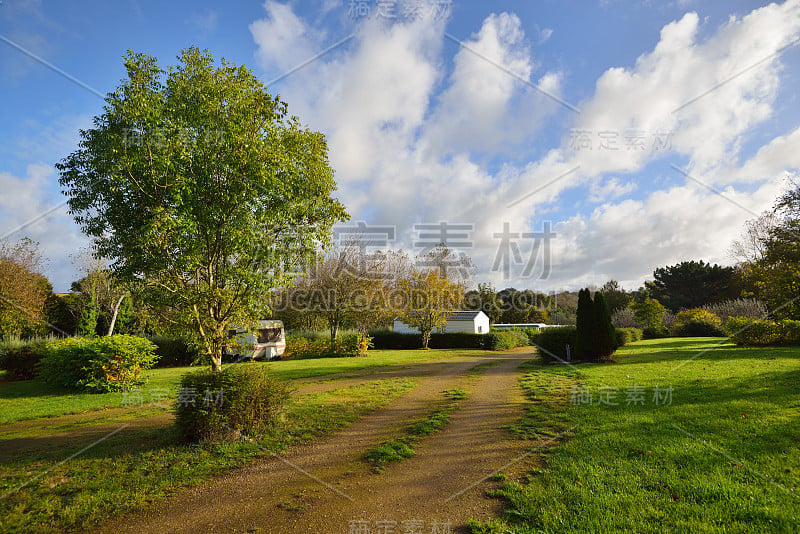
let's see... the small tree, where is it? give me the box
[399,269,464,349]
[0,238,50,338]
[633,297,666,330]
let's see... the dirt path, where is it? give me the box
[96,350,538,534]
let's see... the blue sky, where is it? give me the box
[2,0,800,292]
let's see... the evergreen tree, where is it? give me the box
[574,288,593,361]
[593,292,617,361]
[76,294,98,337]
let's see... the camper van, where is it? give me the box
[227,320,286,362]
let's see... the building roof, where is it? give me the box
[395,310,486,322]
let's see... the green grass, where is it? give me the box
[0,377,415,533]
[470,337,800,533]
[0,348,483,424]
[366,388,467,472]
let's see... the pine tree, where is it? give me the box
[574,288,593,361]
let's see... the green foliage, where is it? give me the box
[671,320,727,337]
[673,308,722,328]
[574,288,593,360]
[615,327,643,346]
[0,337,51,380]
[593,293,617,360]
[530,326,577,363]
[369,331,486,350]
[365,440,415,469]
[148,335,199,367]
[650,260,739,311]
[76,294,98,337]
[284,333,372,359]
[729,319,800,346]
[174,365,290,442]
[642,325,669,339]
[463,282,504,324]
[56,47,348,371]
[38,335,158,392]
[482,330,526,351]
[633,297,666,330]
[723,315,756,335]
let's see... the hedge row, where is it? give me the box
[367,330,533,351]
[531,327,644,364]
[726,317,800,346]
[615,327,644,346]
[284,333,371,359]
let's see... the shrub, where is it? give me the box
[611,308,637,328]
[369,332,421,350]
[530,327,577,363]
[174,365,290,442]
[673,308,722,329]
[483,331,525,351]
[594,293,617,361]
[0,337,51,380]
[283,333,372,359]
[38,335,159,392]
[615,328,640,346]
[642,326,669,339]
[706,298,768,323]
[428,332,485,349]
[149,336,199,367]
[729,319,800,346]
[724,316,756,335]
[671,320,727,337]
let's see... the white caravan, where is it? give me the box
[227,319,286,361]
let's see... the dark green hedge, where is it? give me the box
[0,340,49,381]
[370,332,485,350]
[529,327,577,363]
[149,336,199,367]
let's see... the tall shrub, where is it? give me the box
[593,293,617,360]
[574,288,593,360]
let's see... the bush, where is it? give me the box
[611,308,637,328]
[673,308,722,329]
[615,327,643,346]
[482,330,526,351]
[174,365,290,442]
[369,332,421,350]
[671,320,727,337]
[0,337,51,380]
[38,335,159,392]
[724,316,756,335]
[529,327,577,363]
[642,326,669,339]
[283,333,372,359]
[149,336,199,367]
[706,298,768,323]
[729,319,800,346]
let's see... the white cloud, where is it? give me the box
[245,2,800,292]
[0,164,87,291]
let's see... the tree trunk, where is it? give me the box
[211,347,223,372]
[106,293,126,336]
[421,329,431,349]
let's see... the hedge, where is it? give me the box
[149,336,199,367]
[483,330,528,351]
[284,333,372,359]
[529,327,577,363]
[728,319,800,346]
[615,327,643,346]
[370,332,485,350]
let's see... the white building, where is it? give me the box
[393,310,490,335]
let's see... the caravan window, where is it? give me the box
[257,328,282,343]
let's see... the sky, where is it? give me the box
[1,0,800,293]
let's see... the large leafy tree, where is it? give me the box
[741,184,800,318]
[57,48,347,370]
[650,260,739,311]
[0,238,51,338]
[599,280,631,315]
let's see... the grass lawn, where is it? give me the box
[471,337,800,533]
[0,378,416,533]
[0,348,486,424]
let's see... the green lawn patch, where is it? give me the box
[0,349,482,424]
[470,338,800,533]
[0,378,415,533]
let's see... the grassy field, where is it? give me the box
[0,377,416,533]
[0,348,485,424]
[471,338,800,533]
